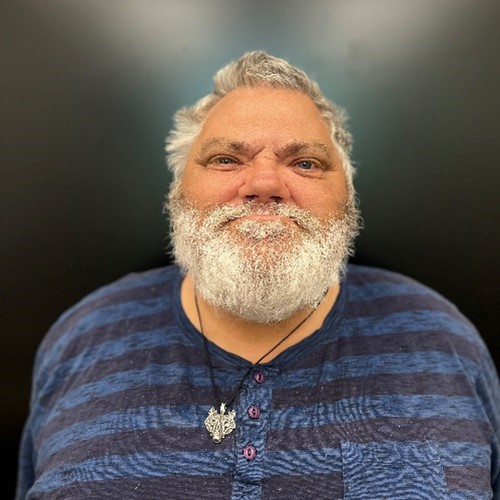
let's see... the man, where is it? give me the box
[17,52,499,499]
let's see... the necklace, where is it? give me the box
[194,294,320,443]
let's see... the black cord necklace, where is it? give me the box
[195,293,320,443]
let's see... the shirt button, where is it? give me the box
[247,405,261,419]
[243,444,257,461]
[253,370,265,384]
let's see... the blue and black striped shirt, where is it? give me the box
[17,264,500,499]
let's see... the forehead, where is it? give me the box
[194,86,334,150]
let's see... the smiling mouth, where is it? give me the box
[237,213,293,222]
[203,203,306,232]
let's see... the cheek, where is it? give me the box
[180,172,243,208]
[288,179,349,218]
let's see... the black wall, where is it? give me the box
[2,0,499,495]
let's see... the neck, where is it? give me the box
[181,273,340,363]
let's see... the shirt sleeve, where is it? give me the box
[15,344,46,500]
[16,420,35,500]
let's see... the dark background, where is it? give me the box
[2,0,499,496]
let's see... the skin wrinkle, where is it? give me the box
[167,87,361,330]
[197,138,333,167]
[165,52,355,187]
[179,87,351,216]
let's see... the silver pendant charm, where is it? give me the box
[204,403,236,443]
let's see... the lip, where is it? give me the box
[238,214,288,221]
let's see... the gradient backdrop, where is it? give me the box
[2,0,499,495]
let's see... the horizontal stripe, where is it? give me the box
[37,380,488,454]
[445,465,491,492]
[339,310,483,344]
[272,394,490,427]
[282,352,480,385]
[268,417,492,450]
[36,405,212,463]
[37,393,492,465]
[33,450,235,494]
[45,273,169,343]
[39,330,481,411]
[273,373,476,406]
[48,347,481,412]
[345,292,462,320]
[37,447,492,498]
[36,382,216,445]
[39,426,232,474]
[262,472,343,499]
[287,330,482,370]
[58,310,170,361]
[42,296,171,367]
[36,383,217,442]
[39,414,492,478]
[40,400,490,458]
[341,440,448,498]
[39,363,231,414]
[38,379,487,447]
[265,442,492,474]
[30,474,233,500]
[39,334,482,417]
[264,448,343,476]
[46,271,172,342]
[39,333,205,407]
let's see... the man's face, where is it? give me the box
[169,86,358,323]
[179,86,350,221]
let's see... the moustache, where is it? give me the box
[201,202,324,234]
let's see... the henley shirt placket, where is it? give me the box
[230,366,276,499]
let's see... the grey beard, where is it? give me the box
[168,194,359,324]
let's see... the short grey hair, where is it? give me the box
[165,51,354,187]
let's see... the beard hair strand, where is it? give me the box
[168,194,359,324]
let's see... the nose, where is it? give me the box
[238,160,291,204]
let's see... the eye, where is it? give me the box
[214,157,235,164]
[292,158,323,173]
[208,156,240,167]
[295,160,316,170]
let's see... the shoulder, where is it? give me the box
[33,265,182,378]
[345,263,468,315]
[48,265,180,337]
[343,264,486,357]
[70,264,181,311]
[346,263,444,291]
[342,265,500,460]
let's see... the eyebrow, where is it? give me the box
[278,141,332,160]
[199,138,248,156]
[199,138,333,160]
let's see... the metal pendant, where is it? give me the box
[204,403,236,443]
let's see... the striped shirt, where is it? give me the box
[17,264,500,499]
